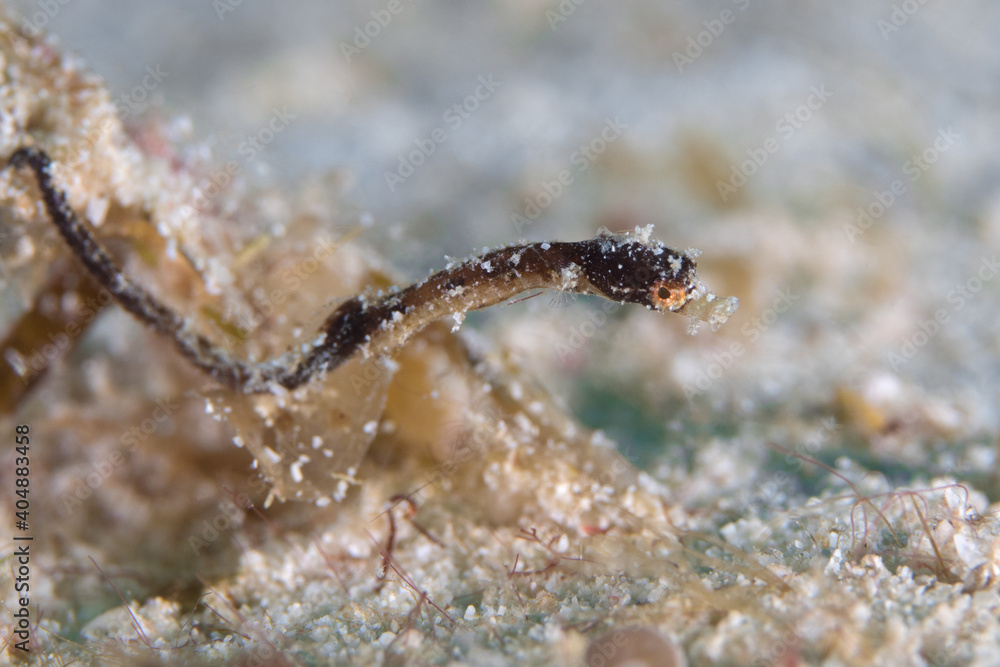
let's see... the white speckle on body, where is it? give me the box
[85,196,109,226]
[290,458,306,483]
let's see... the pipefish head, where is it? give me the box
[575,230,699,313]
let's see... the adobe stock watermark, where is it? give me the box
[49,64,170,175]
[178,107,296,218]
[348,356,399,397]
[384,74,502,191]
[340,0,415,62]
[189,494,251,556]
[553,300,621,363]
[750,624,801,667]
[226,234,344,340]
[737,417,839,528]
[716,85,832,203]
[877,0,930,39]
[397,402,507,510]
[213,0,244,21]
[585,628,686,667]
[16,0,73,38]
[673,0,752,73]
[546,0,587,31]
[510,117,628,233]
[114,65,170,121]
[886,254,999,371]
[4,288,113,384]
[682,287,798,399]
[924,601,1000,666]
[842,127,959,243]
[60,396,182,515]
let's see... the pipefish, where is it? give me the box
[6,146,738,395]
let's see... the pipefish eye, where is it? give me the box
[650,279,690,311]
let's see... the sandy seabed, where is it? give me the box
[2,2,1000,665]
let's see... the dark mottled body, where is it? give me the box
[8,147,715,394]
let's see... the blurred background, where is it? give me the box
[6,2,1000,664]
[7,0,1000,485]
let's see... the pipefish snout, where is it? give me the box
[6,146,738,395]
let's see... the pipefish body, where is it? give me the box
[7,146,738,394]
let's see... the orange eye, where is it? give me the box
[651,280,688,311]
